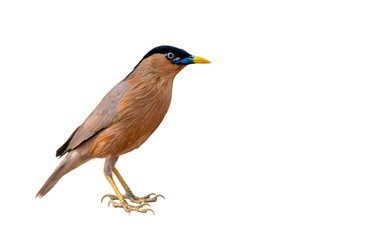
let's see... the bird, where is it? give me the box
[36,45,210,214]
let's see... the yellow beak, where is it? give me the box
[192,56,211,64]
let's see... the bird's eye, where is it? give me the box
[166,52,175,60]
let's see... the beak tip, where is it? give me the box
[193,56,211,64]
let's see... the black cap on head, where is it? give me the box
[141,45,191,61]
[127,45,192,78]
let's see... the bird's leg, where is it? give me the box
[102,157,153,214]
[104,176,153,214]
[113,167,165,203]
[102,167,164,204]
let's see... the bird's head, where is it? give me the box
[131,45,210,79]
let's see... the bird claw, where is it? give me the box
[138,193,165,203]
[137,202,151,208]
[101,191,163,214]
[143,193,156,198]
[102,192,165,203]
[106,199,154,214]
[146,208,155,215]
[101,194,118,203]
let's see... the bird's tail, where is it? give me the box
[36,150,91,199]
[35,162,68,199]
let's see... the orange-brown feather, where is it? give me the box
[90,54,186,158]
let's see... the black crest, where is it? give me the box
[126,46,191,78]
[141,45,191,61]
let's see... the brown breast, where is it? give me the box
[90,55,185,158]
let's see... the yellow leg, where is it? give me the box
[105,167,165,204]
[105,176,126,203]
[112,168,134,195]
[104,175,153,214]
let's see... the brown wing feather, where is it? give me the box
[56,80,129,157]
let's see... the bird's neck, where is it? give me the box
[130,54,186,85]
[120,73,175,118]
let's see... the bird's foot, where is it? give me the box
[106,198,155,215]
[102,192,164,205]
[130,192,165,204]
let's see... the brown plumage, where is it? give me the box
[91,54,185,158]
[36,45,210,214]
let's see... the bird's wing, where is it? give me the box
[56,80,129,157]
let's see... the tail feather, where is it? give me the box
[36,164,66,198]
[36,148,92,199]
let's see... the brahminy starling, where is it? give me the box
[36,45,210,214]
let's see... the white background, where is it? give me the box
[0,0,380,239]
